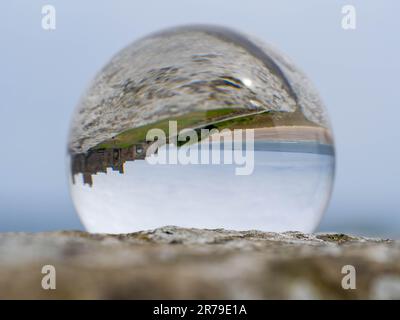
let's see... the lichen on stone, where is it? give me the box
[0,226,398,299]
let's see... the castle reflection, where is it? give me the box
[71,143,151,187]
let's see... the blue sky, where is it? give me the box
[0,0,399,237]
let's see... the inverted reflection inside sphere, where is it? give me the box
[68,25,335,234]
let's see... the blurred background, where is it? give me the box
[0,0,399,237]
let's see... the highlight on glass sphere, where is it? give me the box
[68,25,335,234]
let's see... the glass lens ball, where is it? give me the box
[68,25,335,234]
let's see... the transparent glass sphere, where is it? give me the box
[68,25,335,234]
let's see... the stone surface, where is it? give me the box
[0,226,399,299]
[69,25,330,154]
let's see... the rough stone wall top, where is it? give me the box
[0,226,399,299]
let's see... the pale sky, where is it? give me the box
[0,0,399,237]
